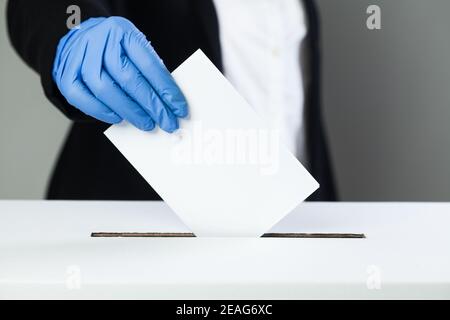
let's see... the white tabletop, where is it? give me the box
[0,201,449,299]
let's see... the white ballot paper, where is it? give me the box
[105,50,319,237]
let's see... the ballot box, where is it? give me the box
[0,201,449,299]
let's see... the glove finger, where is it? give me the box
[68,81,123,124]
[83,70,155,131]
[54,38,122,124]
[104,41,179,133]
[122,30,189,118]
[81,36,155,131]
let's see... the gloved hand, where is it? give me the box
[52,17,188,132]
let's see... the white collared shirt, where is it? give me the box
[213,0,308,163]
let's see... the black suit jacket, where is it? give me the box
[7,0,337,201]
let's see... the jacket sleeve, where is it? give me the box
[7,0,114,121]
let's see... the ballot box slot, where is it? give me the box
[91,232,366,239]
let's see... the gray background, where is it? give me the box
[1,0,450,200]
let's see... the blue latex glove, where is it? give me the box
[53,17,188,132]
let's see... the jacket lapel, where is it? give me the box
[191,0,223,71]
